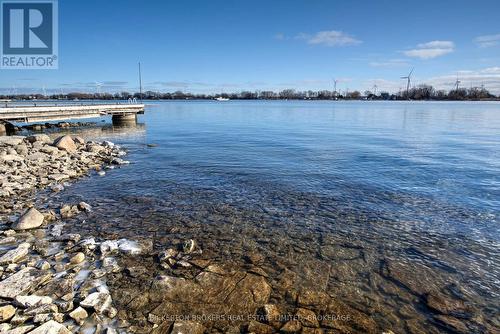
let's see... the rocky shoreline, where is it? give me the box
[0,134,141,333]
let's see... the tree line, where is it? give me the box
[0,85,497,101]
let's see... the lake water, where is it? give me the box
[46,100,499,332]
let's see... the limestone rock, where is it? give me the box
[296,308,319,327]
[80,292,112,314]
[28,320,71,334]
[53,135,76,153]
[15,295,53,308]
[281,320,302,333]
[0,136,25,146]
[27,134,51,144]
[170,321,205,334]
[248,320,274,334]
[69,252,85,265]
[0,242,30,264]
[0,305,15,322]
[0,267,50,299]
[69,306,88,325]
[12,208,45,230]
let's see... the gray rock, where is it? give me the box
[69,252,85,265]
[28,320,70,334]
[170,321,205,334]
[0,136,25,146]
[0,304,15,322]
[53,135,77,153]
[0,242,31,264]
[15,295,53,308]
[0,267,51,299]
[80,292,112,314]
[12,208,45,230]
[23,303,58,316]
[69,306,88,325]
[26,134,51,144]
[77,201,92,212]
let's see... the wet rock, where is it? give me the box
[434,315,468,333]
[77,201,92,212]
[248,320,274,334]
[0,267,50,299]
[170,320,205,334]
[117,239,141,255]
[69,306,88,325]
[80,292,112,314]
[29,320,70,334]
[0,242,30,264]
[14,295,53,308]
[262,304,282,328]
[182,239,197,253]
[23,303,58,317]
[281,320,302,333]
[426,293,472,318]
[0,305,15,322]
[53,135,76,153]
[35,276,74,300]
[100,240,119,254]
[59,205,79,219]
[297,290,330,309]
[69,252,85,265]
[296,308,319,327]
[12,208,44,230]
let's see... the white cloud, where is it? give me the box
[403,40,455,59]
[296,30,362,47]
[474,34,500,48]
[369,59,409,68]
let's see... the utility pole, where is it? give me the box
[138,62,143,101]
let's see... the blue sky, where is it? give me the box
[2,0,500,94]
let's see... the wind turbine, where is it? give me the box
[401,68,414,99]
[454,74,461,91]
[95,81,103,95]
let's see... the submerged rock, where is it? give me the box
[170,321,205,334]
[12,208,44,230]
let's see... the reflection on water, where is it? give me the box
[43,101,499,332]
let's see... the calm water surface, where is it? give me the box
[49,101,499,331]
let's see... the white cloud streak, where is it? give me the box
[295,30,362,47]
[403,40,455,59]
[474,34,500,48]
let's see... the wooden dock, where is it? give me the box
[0,103,145,123]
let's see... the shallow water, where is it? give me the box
[45,100,499,331]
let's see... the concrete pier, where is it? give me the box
[0,103,145,125]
